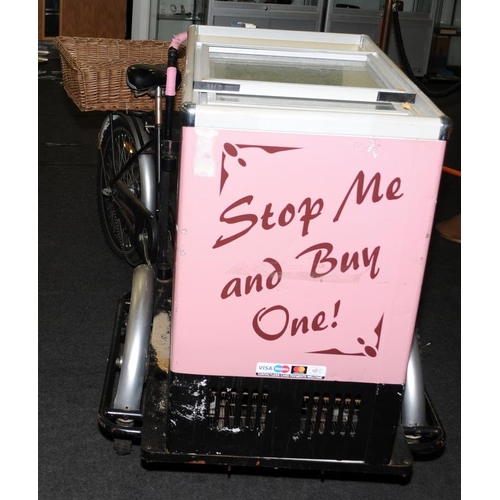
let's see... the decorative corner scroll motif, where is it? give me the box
[220,143,300,194]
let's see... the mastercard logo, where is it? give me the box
[292,366,307,374]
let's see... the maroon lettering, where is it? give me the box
[340,252,359,273]
[296,243,337,278]
[291,316,308,336]
[362,246,381,279]
[278,204,295,226]
[386,177,403,200]
[290,310,329,336]
[299,198,323,236]
[264,257,282,289]
[296,243,381,280]
[253,305,288,341]
[221,257,282,299]
[221,279,241,299]
[214,196,324,248]
[253,303,339,341]
[245,274,264,295]
[312,311,328,331]
[261,203,275,230]
[213,195,257,249]
[333,171,403,223]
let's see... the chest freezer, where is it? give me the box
[142,25,450,474]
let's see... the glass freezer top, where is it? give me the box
[208,48,384,89]
[187,26,422,106]
[182,26,450,139]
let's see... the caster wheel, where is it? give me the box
[113,438,133,456]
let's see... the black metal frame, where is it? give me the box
[403,391,446,456]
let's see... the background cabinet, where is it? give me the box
[206,0,325,32]
[427,0,461,76]
[38,0,128,39]
[323,1,439,77]
[203,0,442,77]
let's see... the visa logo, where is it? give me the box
[258,364,274,371]
[257,363,291,374]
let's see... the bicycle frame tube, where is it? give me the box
[401,334,428,427]
[98,112,157,214]
[113,263,156,412]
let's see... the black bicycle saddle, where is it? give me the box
[126,64,182,93]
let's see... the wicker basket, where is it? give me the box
[54,37,186,113]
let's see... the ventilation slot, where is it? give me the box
[331,394,361,437]
[208,388,269,432]
[318,395,329,435]
[299,392,362,437]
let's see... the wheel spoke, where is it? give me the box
[97,119,143,266]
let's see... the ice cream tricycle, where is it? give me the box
[73,25,449,476]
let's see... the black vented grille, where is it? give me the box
[299,392,362,437]
[167,374,402,463]
[208,388,269,432]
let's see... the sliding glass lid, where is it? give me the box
[192,43,416,104]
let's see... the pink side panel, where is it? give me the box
[170,127,446,385]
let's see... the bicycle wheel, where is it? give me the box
[97,115,144,266]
